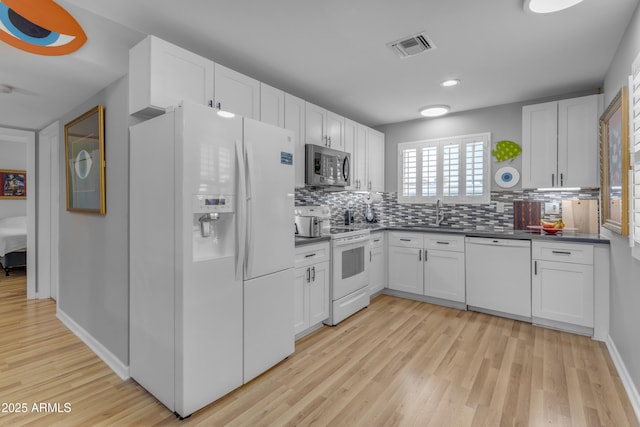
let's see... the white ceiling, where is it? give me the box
[1,0,638,130]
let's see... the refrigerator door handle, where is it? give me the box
[245,143,255,278]
[235,139,247,281]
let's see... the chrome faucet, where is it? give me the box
[435,199,446,226]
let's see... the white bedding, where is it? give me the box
[0,216,27,257]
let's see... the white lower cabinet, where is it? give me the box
[531,241,594,329]
[387,232,465,303]
[369,232,386,294]
[388,233,424,294]
[424,249,465,303]
[294,242,330,336]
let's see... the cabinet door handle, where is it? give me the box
[418,249,422,261]
[400,238,412,242]
[552,173,555,187]
[216,102,222,110]
[436,241,450,245]
[552,250,572,255]
[370,250,372,262]
[208,100,213,108]
[534,260,537,275]
[306,267,311,283]
[373,239,380,243]
[424,249,428,261]
[305,253,317,258]
[311,266,316,282]
[560,173,564,186]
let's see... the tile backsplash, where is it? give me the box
[295,188,600,230]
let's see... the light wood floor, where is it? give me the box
[0,272,637,427]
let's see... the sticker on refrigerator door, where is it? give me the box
[280,152,293,165]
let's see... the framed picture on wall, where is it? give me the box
[599,87,630,236]
[0,169,26,199]
[64,105,106,214]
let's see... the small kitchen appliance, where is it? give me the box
[294,215,321,237]
[294,206,331,236]
[305,144,351,188]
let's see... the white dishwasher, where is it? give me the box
[465,237,532,321]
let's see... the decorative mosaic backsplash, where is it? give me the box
[295,188,600,230]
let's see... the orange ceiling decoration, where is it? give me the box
[0,0,87,55]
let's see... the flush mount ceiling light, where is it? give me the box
[420,105,450,117]
[441,79,460,87]
[217,110,235,118]
[524,0,584,14]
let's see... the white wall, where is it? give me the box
[0,139,27,218]
[57,76,139,366]
[601,0,640,412]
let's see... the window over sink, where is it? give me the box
[397,132,491,204]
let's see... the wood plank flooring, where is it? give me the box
[0,272,637,426]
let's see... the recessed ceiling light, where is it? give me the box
[441,79,460,87]
[420,105,450,117]
[524,0,584,14]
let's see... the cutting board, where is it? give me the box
[562,200,599,234]
[513,201,541,230]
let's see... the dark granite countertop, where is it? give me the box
[295,235,331,247]
[294,224,610,246]
[349,223,610,245]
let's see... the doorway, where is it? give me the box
[0,127,36,298]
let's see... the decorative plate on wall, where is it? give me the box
[495,166,520,188]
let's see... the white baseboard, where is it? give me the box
[56,308,130,380]
[606,335,640,423]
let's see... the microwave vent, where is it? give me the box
[388,33,436,58]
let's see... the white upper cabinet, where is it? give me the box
[305,102,329,147]
[327,111,345,150]
[344,119,368,191]
[213,63,260,119]
[285,94,306,188]
[129,35,214,116]
[305,102,344,149]
[367,128,385,192]
[522,101,557,188]
[344,120,384,192]
[522,94,601,189]
[557,96,601,188]
[260,83,285,127]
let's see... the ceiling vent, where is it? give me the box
[388,33,436,58]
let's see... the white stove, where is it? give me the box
[294,206,371,325]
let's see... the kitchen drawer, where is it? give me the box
[532,241,593,265]
[388,232,423,248]
[295,242,330,268]
[424,234,464,252]
[370,232,385,248]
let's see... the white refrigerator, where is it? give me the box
[129,102,294,418]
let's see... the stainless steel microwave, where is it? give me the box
[305,144,351,187]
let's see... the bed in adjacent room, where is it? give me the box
[0,215,27,276]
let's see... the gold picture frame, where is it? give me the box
[64,105,106,214]
[600,87,630,235]
[0,169,26,199]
